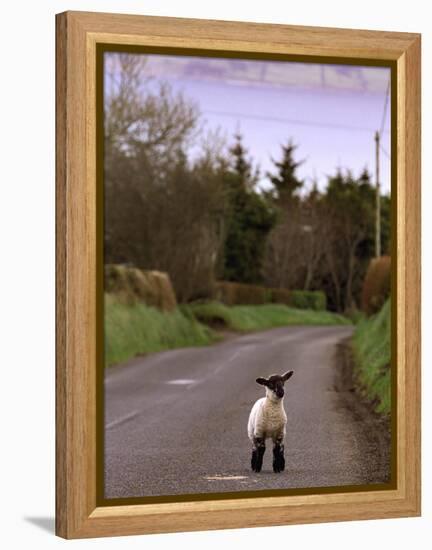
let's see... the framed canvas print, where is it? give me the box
[55,11,421,539]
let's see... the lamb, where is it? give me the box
[247,371,294,473]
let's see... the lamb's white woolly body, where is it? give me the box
[248,371,293,473]
[247,388,287,442]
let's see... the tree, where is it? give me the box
[301,184,327,290]
[380,193,392,256]
[321,168,377,311]
[104,52,228,302]
[267,140,304,204]
[262,141,306,289]
[263,160,391,313]
[228,133,260,190]
[221,134,276,283]
[104,53,199,166]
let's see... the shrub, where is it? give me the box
[104,264,130,296]
[214,281,327,310]
[344,306,365,325]
[290,290,326,311]
[104,264,177,311]
[361,256,391,316]
[214,281,271,305]
[148,271,178,311]
[269,288,292,306]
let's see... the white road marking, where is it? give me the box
[212,350,243,377]
[204,475,248,481]
[166,379,196,385]
[105,410,140,430]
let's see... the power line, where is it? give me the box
[380,144,391,160]
[202,109,389,134]
[379,77,390,137]
[374,75,391,258]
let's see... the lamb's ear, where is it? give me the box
[282,370,294,382]
[256,377,268,386]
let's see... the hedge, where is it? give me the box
[214,281,271,306]
[104,264,177,311]
[284,290,327,311]
[361,256,391,316]
[214,281,327,310]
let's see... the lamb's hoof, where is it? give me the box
[251,448,265,472]
[273,461,284,473]
[251,463,262,473]
[251,453,262,472]
[273,453,285,473]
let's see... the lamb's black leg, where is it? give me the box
[251,437,265,473]
[273,438,285,473]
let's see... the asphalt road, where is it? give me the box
[104,325,390,499]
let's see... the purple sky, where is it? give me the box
[105,53,391,194]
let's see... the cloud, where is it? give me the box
[133,54,390,94]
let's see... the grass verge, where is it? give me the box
[105,296,351,367]
[104,293,215,366]
[185,301,350,331]
[352,299,391,415]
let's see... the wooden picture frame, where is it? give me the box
[56,11,421,539]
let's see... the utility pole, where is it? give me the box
[375,131,381,258]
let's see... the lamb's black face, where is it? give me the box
[256,371,294,399]
[266,375,286,398]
